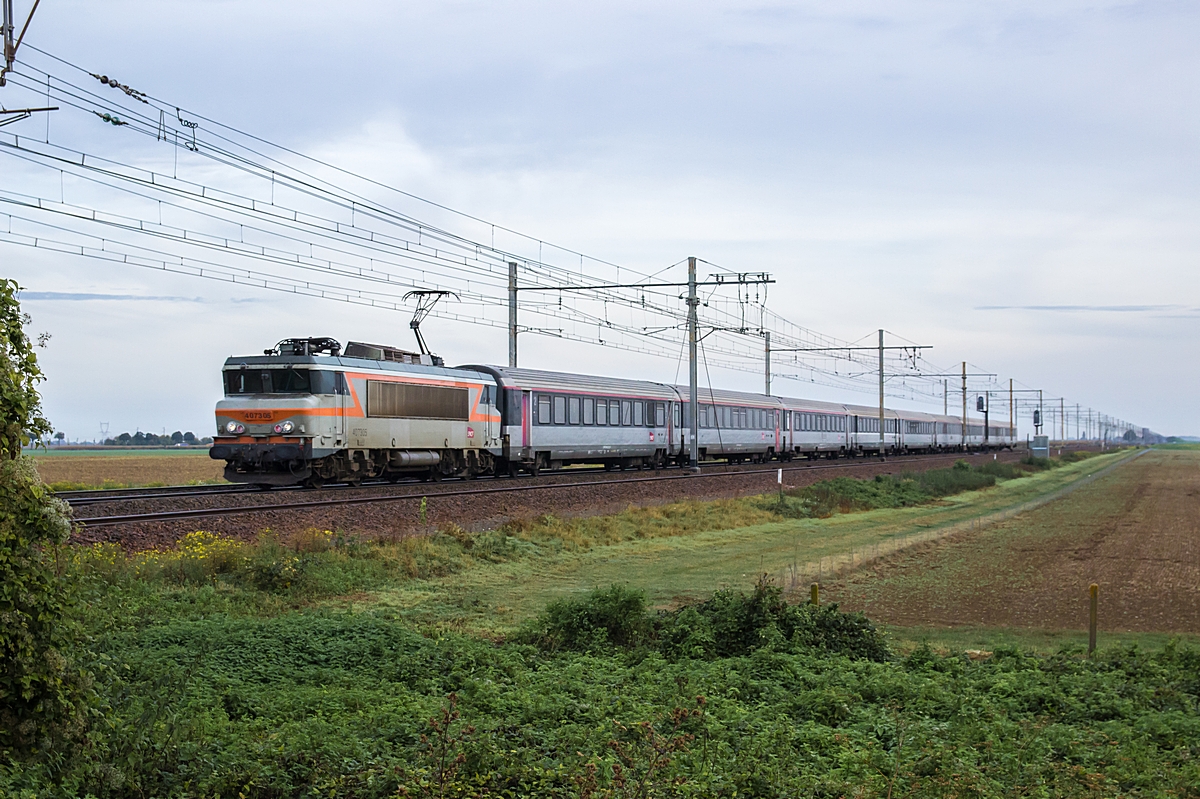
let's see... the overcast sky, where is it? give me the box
[5,0,1197,439]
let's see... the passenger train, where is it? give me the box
[211,337,1014,486]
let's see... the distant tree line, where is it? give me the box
[103,431,213,446]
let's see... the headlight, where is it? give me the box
[273,421,295,434]
[224,421,246,434]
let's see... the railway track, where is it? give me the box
[61,447,1035,505]
[73,451,1009,527]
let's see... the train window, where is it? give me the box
[673,403,681,428]
[657,403,666,428]
[633,402,643,426]
[620,400,632,426]
[583,398,594,425]
[698,405,707,428]
[553,396,566,425]
[569,396,581,425]
[537,395,552,425]
[596,399,608,426]
[226,368,337,395]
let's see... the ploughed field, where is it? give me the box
[34,448,225,488]
[826,449,1200,634]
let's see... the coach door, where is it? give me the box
[521,391,532,459]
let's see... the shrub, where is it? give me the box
[525,584,654,652]
[0,280,90,757]
[658,577,890,662]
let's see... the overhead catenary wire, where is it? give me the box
[0,48,1128,428]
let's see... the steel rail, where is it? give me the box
[75,451,1005,527]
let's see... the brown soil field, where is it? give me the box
[825,449,1200,634]
[36,453,226,487]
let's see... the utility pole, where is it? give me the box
[764,331,771,395]
[1,0,42,87]
[687,256,699,470]
[2,0,13,78]
[961,361,967,449]
[507,261,518,368]
[943,379,948,416]
[1009,379,1014,439]
[513,260,770,470]
[878,330,885,454]
[1060,397,1065,445]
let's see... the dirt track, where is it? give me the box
[827,449,1200,634]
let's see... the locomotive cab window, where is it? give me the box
[223,368,341,395]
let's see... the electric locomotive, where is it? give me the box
[211,337,502,486]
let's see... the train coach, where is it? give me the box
[210,336,1014,486]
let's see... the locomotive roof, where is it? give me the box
[223,354,495,383]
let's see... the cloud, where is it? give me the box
[19,291,206,302]
[975,304,1190,313]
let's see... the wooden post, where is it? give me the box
[1088,583,1098,655]
[810,582,819,606]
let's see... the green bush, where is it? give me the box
[0,280,91,758]
[524,584,654,651]
[658,577,890,662]
[526,580,890,663]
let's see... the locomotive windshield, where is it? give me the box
[223,368,344,395]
